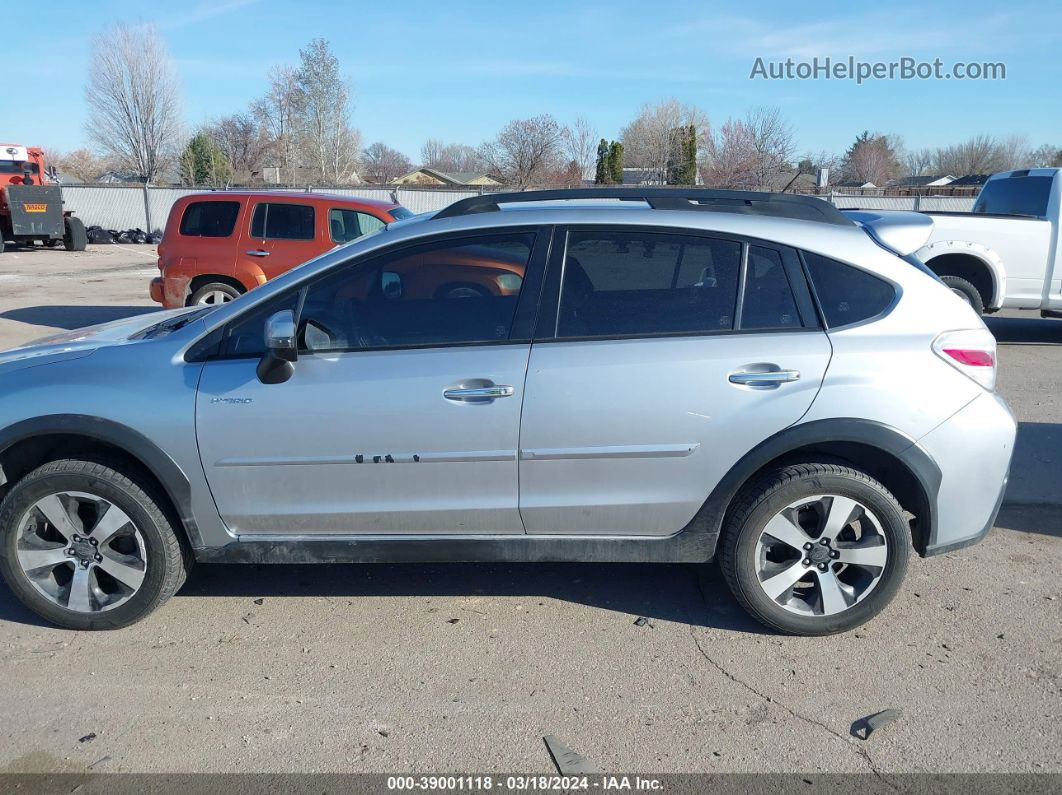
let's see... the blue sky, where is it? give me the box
[6,0,1061,160]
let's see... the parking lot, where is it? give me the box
[0,245,1059,776]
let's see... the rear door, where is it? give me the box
[240,200,329,281]
[518,227,832,536]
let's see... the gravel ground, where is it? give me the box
[0,245,1058,775]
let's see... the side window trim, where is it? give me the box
[212,226,550,359]
[533,225,820,343]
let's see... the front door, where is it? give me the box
[518,228,832,536]
[239,200,326,282]
[196,229,544,536]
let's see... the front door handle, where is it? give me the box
[245,250,270,257]
[729,369,801,386]
[443,385,514,401]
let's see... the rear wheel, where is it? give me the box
[720,463,909,635]
[940,275,984,315]
[189,281,243,306]
[0,458,190,630]
[63,217,88,251]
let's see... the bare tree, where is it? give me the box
[420,140,483,173]
[83,23,182,183]
[49,148,114,183]
[1029,143,1062,168]
[933,134,1030,175]
[205,114,271,183]
[293,39,361,184]
[251,65,302,183]
[841,132,902,186]
[562,117,597,182]
[744,106,796,189]
[361,142,413,183]
[904,147,936,176]
[479,115,565,188]
[702,118,759,189]
[620,99,710,181]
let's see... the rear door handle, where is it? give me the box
[245,250,269,257]
[443,385,514,401]
[729,369,801,386]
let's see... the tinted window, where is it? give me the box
[973,176,1052,217]
[249,203,315,240]
[179,201,240,237]
[804,252,895,327]
[329,209,386,243]
[296,233,533,352]
[741,246,801,329]
[557,231,740,338]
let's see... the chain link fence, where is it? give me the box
[56,184,977,233]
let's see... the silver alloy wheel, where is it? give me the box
[195,290,233,305]
[14,491,147,613]
[754,494,888,616]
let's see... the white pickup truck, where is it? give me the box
[844,168,1062,316]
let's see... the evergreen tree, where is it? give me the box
[594,138,610,184]
[179,133,232,186]
[608,141,624,184]
[666,125,697,184]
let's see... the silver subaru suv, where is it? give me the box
[0,189,1015,634]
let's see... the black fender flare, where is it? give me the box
[0,414,202,547]
[688,417,941,558]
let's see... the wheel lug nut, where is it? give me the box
[803,558,811,566]
[89,538,98,546]
[830,551,839,558]
[94,554,102,563]
[803,543,812,551]
[72,535,81,543]
[820,538,830,545]
[819,563,828,571]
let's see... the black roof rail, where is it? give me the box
[433,187,854,226]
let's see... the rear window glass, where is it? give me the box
[741,246,802,330]
[249,203,315,240]
[329,209,386,243]
[804,252,895,327]
[179,201,240,237]
[973,176,1052,217]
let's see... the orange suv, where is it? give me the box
[150,191,412,308]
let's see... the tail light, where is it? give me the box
[932,329,996,391]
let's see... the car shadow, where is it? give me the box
[0,561,768,633]
[1004,422,1062,518]
[986,315,1062,345]
[0,305,159,331]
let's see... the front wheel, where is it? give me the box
[719,463,910,635]
[0,458,190,630]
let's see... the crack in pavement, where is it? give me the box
[687,570,898,790]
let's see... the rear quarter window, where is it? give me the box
[179,201,240,237]
[803,252,895,328]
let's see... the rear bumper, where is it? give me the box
[918,391,1016,555]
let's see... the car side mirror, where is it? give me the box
[256,310,297,384]
[382,271,403,299]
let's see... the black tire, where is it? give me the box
[188,281,242,306]
[719,463,910,636]
[0,458,190,630]
[63,216,88,251]
[940,275,984,315]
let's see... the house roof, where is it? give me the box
[401,167,497,185]
[887,175,956,187]
[948,174,991,187]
